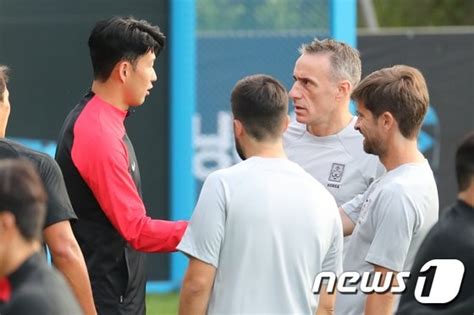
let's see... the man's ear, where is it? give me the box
[0,211,15,234]
[380,111,395,132]
[117,61,131,83]
[233,119,244,137]
[336,80,351,101]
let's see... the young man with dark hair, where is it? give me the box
[336,65,439,315]
[398,131,474,314]
[0,65,96,314]
[55,16,187,314]
[0,159,82,315]
[178,74,343,315]
[284,39,383,251]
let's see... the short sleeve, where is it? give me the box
[342,192,366,223]
[38,154,77,227]
[321,214,344,276]
[365,188,417,272]
[177,172,227,268]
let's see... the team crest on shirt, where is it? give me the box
[328,163,345,183]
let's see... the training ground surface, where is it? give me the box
[146,293,179,315]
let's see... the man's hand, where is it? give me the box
[179,257,216,315]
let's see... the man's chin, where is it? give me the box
[363,142,376,155]
[295,114,308,124]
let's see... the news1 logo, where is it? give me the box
[313,259,465,304]
[414,259,464,304]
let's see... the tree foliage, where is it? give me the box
[196,0,474,31]
[371,0,474,27]
[197,0,328,31]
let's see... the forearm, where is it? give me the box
[52,243,97,315]
[364,265,397,315]
[316,307,334,315]
[315,285,336,315]
[179,258,216,315]
[44,222,96,314]
[339,207,355,236]
[179,284,211,315]
[365,292,395,315]
[127,218,188,253]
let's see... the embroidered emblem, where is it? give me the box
[328,163,345,183]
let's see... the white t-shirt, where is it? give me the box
[335,160,439,315]
[283,117,384,207]
[178,157,343,315]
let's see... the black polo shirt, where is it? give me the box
[0,253,82,315]
[398,200,474,314]
[0,138,77,227]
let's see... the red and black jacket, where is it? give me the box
[56,91,187,314]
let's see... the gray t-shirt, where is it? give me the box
[178,157,343,315]
[335,160,439,315]
[283,117,384,207]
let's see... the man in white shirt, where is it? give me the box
[178,74,343,315]
[336,65,439,315]
[284,39,383,209]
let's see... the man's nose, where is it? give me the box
[354,118,361,131]
[288,83,300,99]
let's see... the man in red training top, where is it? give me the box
[55,16,188,315]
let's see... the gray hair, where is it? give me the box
[299,38,361,89]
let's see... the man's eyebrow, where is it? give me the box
[293,74,315,84]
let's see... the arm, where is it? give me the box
[364,265,397,315]
[43,221,96,315]
[339,207,355,236]
[179,257,216,315]
[316,285,336,315]
[317,201,343,315]
[71,132,187,253]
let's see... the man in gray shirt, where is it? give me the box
[178,75,343,315]
[337,65,439,315]
[284,39,383,234]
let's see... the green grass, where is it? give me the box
[146,292,179,315]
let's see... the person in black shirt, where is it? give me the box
[398,131,474,314]
[0,64,96,314]
[0,159,82,315]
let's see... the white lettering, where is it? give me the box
[337,272,360,293]
[312,272,337,294]
[360,271,393,293]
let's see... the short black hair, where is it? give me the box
[0,159,47,241]
[88,16,166,81]
[231,74,288,141]
[456,131,474,191]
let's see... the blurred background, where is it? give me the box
[0,0,473,313]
